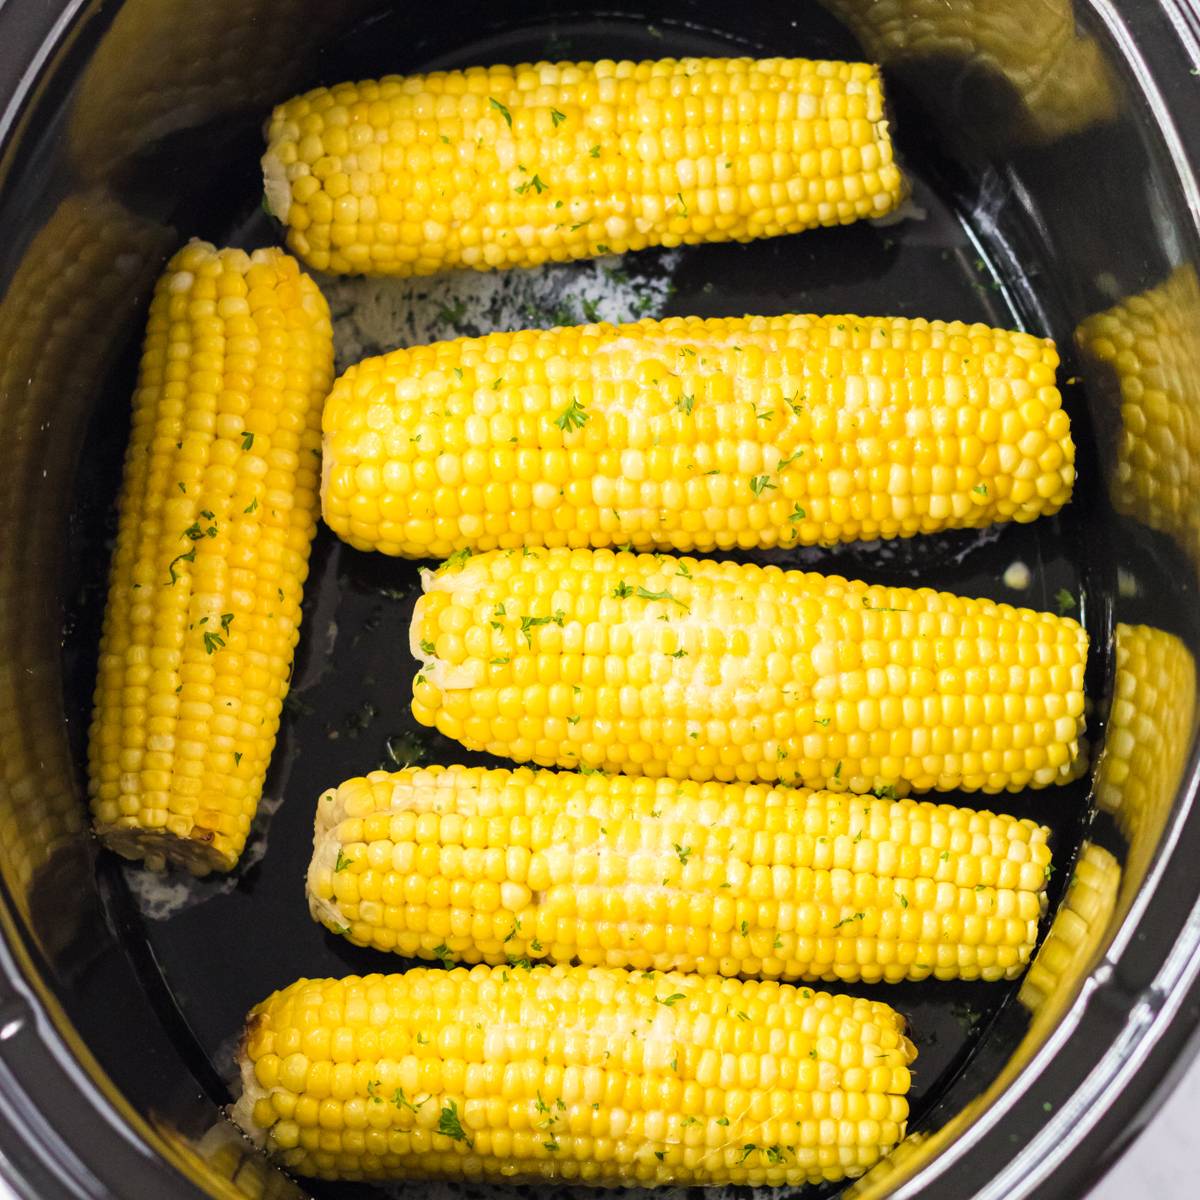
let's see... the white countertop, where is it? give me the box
[1088,1045,1200,1198]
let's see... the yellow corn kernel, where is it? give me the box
[309,765,1052,984]
[231,964,916,1184]
[87,241,333,874]
[321,313,1073,558]
[263,57,906,277]
[411,547,1089,794]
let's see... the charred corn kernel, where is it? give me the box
[0,194,172,917]
[322,313,1073,558]
[264,57,905,277]
[411,547,1089,794]
[310,764,1052,984]
[1018,842,1119,1016]
[1095,623,1196,887]
[232,964,915,1184]
[87,241,333,874]
[821,0,1116,145]
[1076,267,1200,567]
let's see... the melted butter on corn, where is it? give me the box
[309,765,1052,984]
[410,547,1089,794]
[232,965,915,1184]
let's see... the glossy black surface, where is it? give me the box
[0,1,1199,1198]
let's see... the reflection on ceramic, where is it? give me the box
[1077,267,1200,573]
[1018,842,1120,1019]
[1095,623,1197,897]
[0,193,172,946]
[68,0,370,177]
[821,0,1116,145]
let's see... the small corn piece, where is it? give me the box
[88,241,334,874]
[231,964,915,1184]
[310,765,1052,983]
[322,313,1073,558]
[411,547,1089,794]
[1076,266,1200,567]
[263,57,906,277]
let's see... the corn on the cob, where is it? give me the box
[819,0,1116,145]
[310,764,1052,983]
[263,57,906,277]
[1076,267,1200,568]
[322,313,1073,558]
[88,241,333,874]
[411,547,1089,793]
[231,964,915,1184]
[1095,623,1196,889]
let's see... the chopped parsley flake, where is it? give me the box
[635,585,687,610]
[489,97,512,127]
[393,1087,425,1112]
[555,397,588,431]
[437,1100,472,1145]
[167,546,197,584]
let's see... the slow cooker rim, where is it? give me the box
[1,1,1200,1198]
